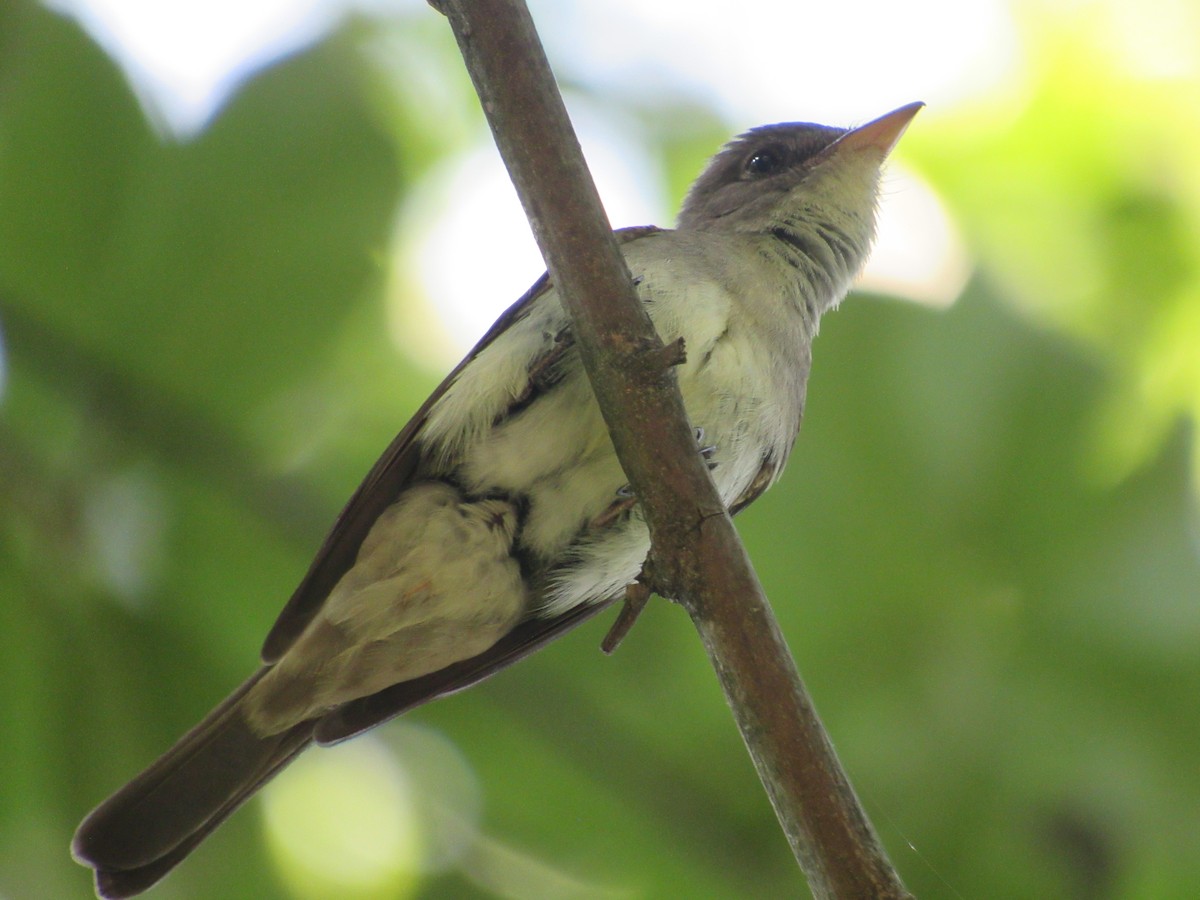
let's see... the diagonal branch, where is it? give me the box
[427,1,911,897]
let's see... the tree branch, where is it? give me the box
[428,1,911,896]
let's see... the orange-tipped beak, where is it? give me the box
[831,101,925,157]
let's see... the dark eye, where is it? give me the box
[745,147,786,176]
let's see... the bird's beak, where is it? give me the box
[829,101,925,158]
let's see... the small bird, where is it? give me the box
[72,101,922,897]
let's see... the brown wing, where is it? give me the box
[728,455,779,518]
[312,597,614,744]
[262,225,664,664]
[259,272,550,662]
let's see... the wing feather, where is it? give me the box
[263,226,663,664]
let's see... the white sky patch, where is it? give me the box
[535,0,1020,127]
[49,0,344,133]
[52,0,1019,138]
[48,0,413,134]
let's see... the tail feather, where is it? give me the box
[73,670,314,897]
[72,604,612,896]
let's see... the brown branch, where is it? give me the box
[427,1,911,897]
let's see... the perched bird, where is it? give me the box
[73,102,922,897]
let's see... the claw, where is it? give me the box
[604,425,716,520]
[592,493,638,529]
[694,425,717,466]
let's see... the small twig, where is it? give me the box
[640,336,688,373]
[600,580,652,655]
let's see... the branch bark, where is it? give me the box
[428,2,911,897]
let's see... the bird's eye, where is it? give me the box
[745,147,786,177]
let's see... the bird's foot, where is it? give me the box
[591,426,718,528]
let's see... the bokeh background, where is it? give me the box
[2,0,1199,897]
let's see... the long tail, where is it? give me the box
[71,602,613,897]
[72,669,315,899]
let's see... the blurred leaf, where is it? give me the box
[906,3,1200,489]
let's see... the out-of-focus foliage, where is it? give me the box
[1,2,1197,899]
[907,2,1200,489]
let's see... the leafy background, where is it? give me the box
[2,1,1198,898]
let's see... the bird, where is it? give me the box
[72,101,922,897]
